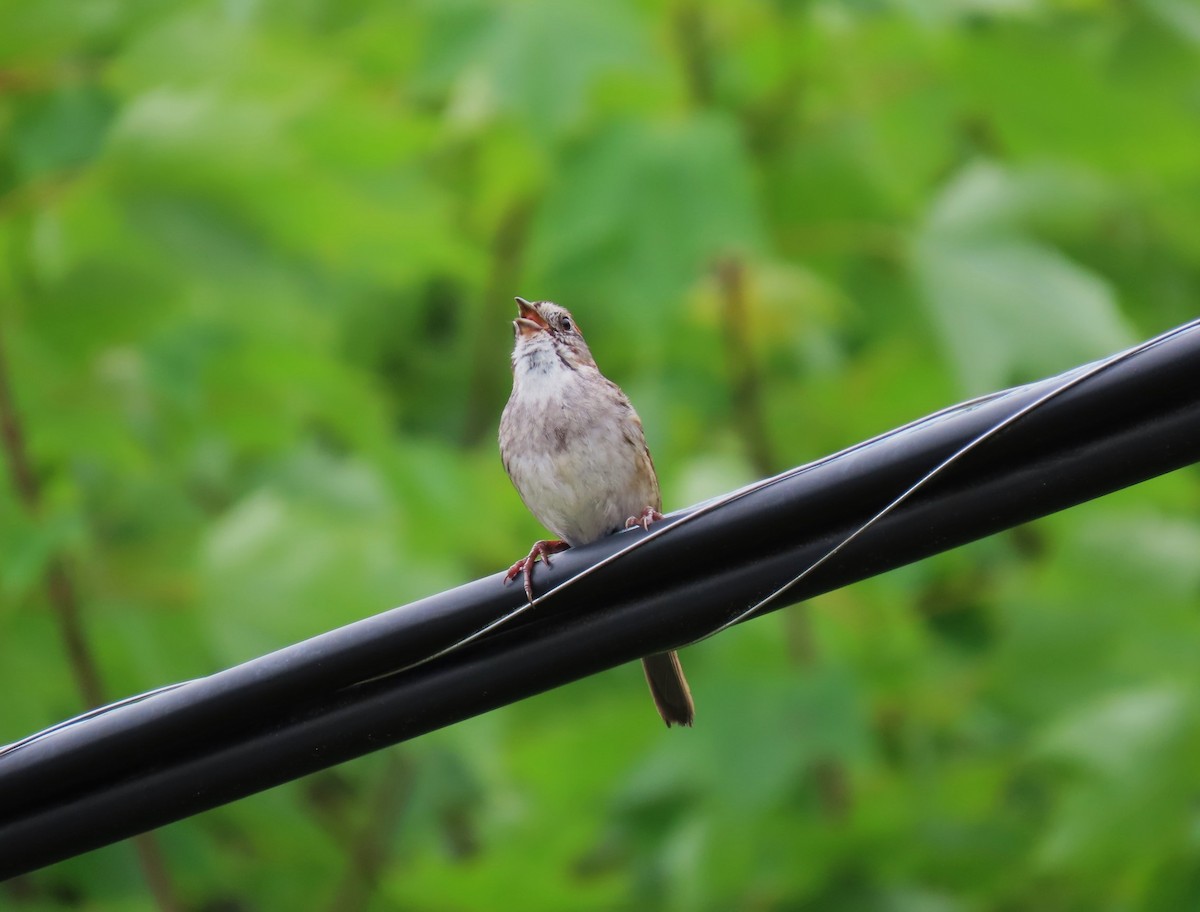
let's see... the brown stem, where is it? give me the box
[0,327,39,504]
[783,601,852,819]
[44,559,104,706]
[715,256,775,477]
[673,1,715,108]
[132,837,183,912]
[718,262,851,817]
[782,602,817,667]
[0,323,180,909]
[321,755,416,911]
[674,3,847,821]
[0,326,104,706]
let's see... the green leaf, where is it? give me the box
[1032,686,1200,872]
[9,83,116,180]
[420,0,652,138]
[1139,0,1200,46]
[530,115,765,309]
[914,162,1136,393]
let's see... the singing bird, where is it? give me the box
[499,297,694,727]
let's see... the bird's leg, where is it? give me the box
[504,539,570,602]
[625,506,664,532]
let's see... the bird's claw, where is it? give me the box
[625,506,664,532]
[503,539,569,603]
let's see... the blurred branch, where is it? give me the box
[322,755,416,912]
[0,324,181,911]
[783,603,852,821]
[0,326,103,705]
[0,61,103,94]
[714,254,854,814]
[0,172,78,221]
[778,223,907,262]
[674,2,715,108]
[715,256,776,477]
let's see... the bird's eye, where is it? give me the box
[558,315,573,333]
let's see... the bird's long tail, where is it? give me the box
[641,651,695,727]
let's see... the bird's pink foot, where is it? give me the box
[625,506,664,532]
[504,539,570,602]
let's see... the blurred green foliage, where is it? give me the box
[2,0,1200,908]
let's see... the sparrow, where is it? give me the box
[499,297,695,727]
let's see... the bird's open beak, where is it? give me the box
[514,296,549,337]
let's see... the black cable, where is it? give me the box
[1,320,1198,877]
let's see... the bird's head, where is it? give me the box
[511,297,595,372]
